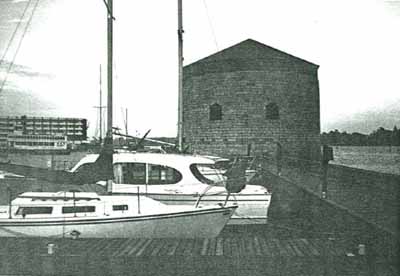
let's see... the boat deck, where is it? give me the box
[0,235,384,276]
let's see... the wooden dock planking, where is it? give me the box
[207,237,217,256]
[281,239,297,256]
[330,238,348,256]
[300,238,320,256]
[287,239,305,257]
[223,237,232,256]
[0,237,359,258]
[180,239,195,256]
[307,238,326,256]
[101,238,124,255]
[113,238,139,257]
[126,239,148,256]
[230,236,241,258]
[135,239,153,257]
[252,236,263,256]
[192,238,205,256]
[215,237,224,256]
[0,236,386,276]
[88,238,110,253]
[312,238,339,256]
[258,236,273,257]
[149,239,166,256]
[243,236,254,255]
[200,238,210,256]
[266,238,280,257]
[157,239,175,256]
[165,239,180,256]
[138,239,160,257]
[271,238,289,256]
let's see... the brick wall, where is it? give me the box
[183,39,320,160]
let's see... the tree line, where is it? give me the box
[321,126,400,146]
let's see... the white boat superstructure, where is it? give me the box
[0,191,237,238]
[70,152,272,224]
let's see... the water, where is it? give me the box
[331,146,400,175]
[0,151,88,171]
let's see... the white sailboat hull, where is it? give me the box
[148,193,270,224]
[0,206,236,238]
[111,187,271,224]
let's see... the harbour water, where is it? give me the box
[331,146,400,175]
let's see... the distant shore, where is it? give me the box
[331,145,400,175]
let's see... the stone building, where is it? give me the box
[182,39,320,160]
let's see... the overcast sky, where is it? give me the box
[0,0,399,137]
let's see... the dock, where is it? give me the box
[0,235,378,276]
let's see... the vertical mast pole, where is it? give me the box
[177,0,183,152]
[125,108,128,136]
[107,0,113,142]
[99,64,103,144]
[105,0,114,194]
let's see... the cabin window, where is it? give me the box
[147,164,182,185]
[62,206,96,214]
[16,206,53,215]
[265,103,279,119]
[115,163,146,184]
[73,163,92,173]
[113,205,128,211]
[209,103,222,121]
[189,164,215,185]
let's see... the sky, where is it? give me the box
[0,0,399,138]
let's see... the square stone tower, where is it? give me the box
[183,39,320,160]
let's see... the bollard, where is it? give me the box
[42,244,56,275]
[47,243,56,255]
[358,244,366,256]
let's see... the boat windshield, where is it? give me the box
[189,164,225,185]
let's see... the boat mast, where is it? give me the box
[106,0,113,143]
[104,0,114,192]
[99,65,103,144]
[94,65,106,145]
[177,0,184,152]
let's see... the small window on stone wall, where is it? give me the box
[209,103,222,121]
[265,103,279,120]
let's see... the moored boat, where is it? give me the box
[70,152,272,224]
[0,191,237,238]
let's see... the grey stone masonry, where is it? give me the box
[183,39,321,160]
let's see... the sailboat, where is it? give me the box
[68,0,271,224]
[0,191,236,238]
[0,0,272,225]
[0,0,238,238]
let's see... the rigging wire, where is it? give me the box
[202,0,219,51]
[0,0,33,69]
[0,0,41,94]
[102,0,115,20]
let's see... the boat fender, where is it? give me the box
[70,230,81,239]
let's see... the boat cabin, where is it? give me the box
[70,152,223,186]
[6,192,135,219]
